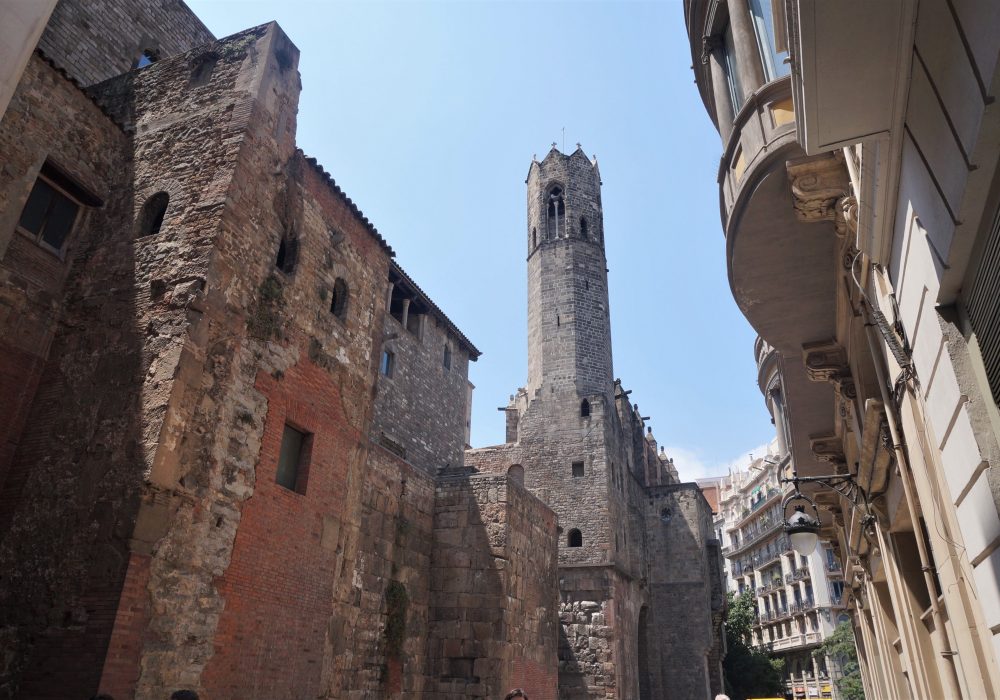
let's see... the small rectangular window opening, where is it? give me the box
[276,423,310,494]
[443,345,452,370]
[381,350,395,377]
[572,461,585,478]
[17,168,86,254]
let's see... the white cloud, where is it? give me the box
[663,440,775,483]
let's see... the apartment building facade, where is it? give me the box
[685,0,1000,698]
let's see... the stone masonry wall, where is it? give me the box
[504,478,560,700]
[526,148,611,400]
[643,484,724,699]
[38,0,214,87]
[331,446,435,698]
[428,473,558,700]
[372,303,473,477]
[466,145,722,699]
[0,54,134,699]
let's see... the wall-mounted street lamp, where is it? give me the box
[780,471,878,557]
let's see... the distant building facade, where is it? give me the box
[685,0,1000,698]
[700,340,849,700]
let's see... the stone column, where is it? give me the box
[706,39,735,143]
[770,389,789,457]
[727,0,766,97]
[401,298,410,329]
[385,281,394,311]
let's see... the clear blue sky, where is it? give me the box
[186,0,775,480]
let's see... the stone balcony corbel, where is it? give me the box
[786,153,857,239]
[802,340,857,401]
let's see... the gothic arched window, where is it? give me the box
[580,399,590,417]
[568,529,582,547]
[546,185,565,239]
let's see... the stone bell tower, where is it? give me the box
[526,145,613,402]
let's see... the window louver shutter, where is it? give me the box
[966,205,1000,406]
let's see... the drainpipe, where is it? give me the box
[862,291,962,699]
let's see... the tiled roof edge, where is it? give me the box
[391,260,481,360]
[297,149,394,257]
[33,48,131,134]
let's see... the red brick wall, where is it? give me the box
[512,657,558,700]
[200,362,356,699]
[98,553,152,699]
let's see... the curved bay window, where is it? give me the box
[722,22,744,112]
[749,0,790,81]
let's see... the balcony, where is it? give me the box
[719,77,847,494]
[758,578,784,596]
[728,520,785,558]
[755,336,780,394]
[760,607,789,623]
[771,631,823,651]
[784,567,811,585]
[789,597,816,615]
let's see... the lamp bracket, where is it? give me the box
[781,474,868,510]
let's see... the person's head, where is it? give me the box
[170,692,199,700]
[714,694,731,700]
[505,690,528,700]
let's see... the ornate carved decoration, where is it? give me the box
[786,154,856,237]
[810,433,846,468]
[803,339,857,401]
[701,35,722,64]
[803,340,847,382]
[835,195,858,238]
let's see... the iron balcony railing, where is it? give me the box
[728,518,785,556]
[789,597,816,614]
[784,567,811,584]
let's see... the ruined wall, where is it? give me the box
[100,22,417,700]
[372,300,474,477]
[556,569,647,700]
[504,478,560,699]
[38,0,214,87]
[324,446,435,698]
[429,473,558,700]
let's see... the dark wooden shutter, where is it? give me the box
[966,205,1000,404]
